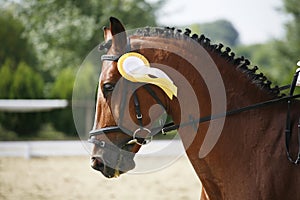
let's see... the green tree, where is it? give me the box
[49,67,76,136]
[16,0,164,79]
[2,0,163,137]
[10,62,44,99]
[51,67,75,99]
[234,0,300,87]
[72,60,100,136]
[0,62,45,136]
[235,42,280,85]
[0,60,13,98]
[272,0,300,84]
[192,20,239,46]
[0,9,37,69]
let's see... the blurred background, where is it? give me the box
[0,0,299,140]
[0,0,299,199]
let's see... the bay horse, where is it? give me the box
[89,17,300,199]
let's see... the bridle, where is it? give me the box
[89,80,168,145]
[88,38,170,151]
[89,37,300,165]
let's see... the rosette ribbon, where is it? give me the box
[117,52,177,99]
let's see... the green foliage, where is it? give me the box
[0,124,18,141]
[47,109,77,137]
[16,0,163,79]
[271,0,300,84]
[0,8,45,137]
[0,9,37,69]
[49,67,76,136]
[0,0,163,139]
[10,62,44,99]
[191,20,239,47]
[190,23,201,36]
[51,67,75,100]
[71,60,100,136]
[0,61,44,99]
[235,42,282,85]
[0,60,13,98]
[0,62,45,136]
[16,0,95,78]
[36,124,72,140]
[73,61,99,100]
[0,112,44,137]
[234,0,300,87]
[206,20,239,46]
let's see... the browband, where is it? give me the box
[101,55,121,61]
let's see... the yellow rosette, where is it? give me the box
[117,52,177,99]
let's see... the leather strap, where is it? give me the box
[101,55,120,61]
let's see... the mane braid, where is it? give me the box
[134,27,282,97]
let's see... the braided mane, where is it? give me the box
[133,27,282,97]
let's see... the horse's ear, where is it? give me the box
[109,17,127,52]
[109,17,125,36]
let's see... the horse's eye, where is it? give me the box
[103,83,115,97]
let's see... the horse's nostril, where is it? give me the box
[91,157,105,171]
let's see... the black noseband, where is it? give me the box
[89,126,122,136]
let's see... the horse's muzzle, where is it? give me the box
[90,153,136,178]
[90,156,120,178]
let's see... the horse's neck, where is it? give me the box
[132,36,278,117]
[129,35,300,198]
[132,36,291,198]
[209,52,278,108]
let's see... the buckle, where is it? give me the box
[136,114,143,120]
[98,141,106,148]
[133,127,152,145]
[161,128,167,135]
[88,138,106,148]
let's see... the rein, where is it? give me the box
[161,94,300,133]
[89,38,300,164]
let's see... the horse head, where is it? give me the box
[90,17,171,178]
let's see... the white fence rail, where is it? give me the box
[0,140,185,158]
[0,99,68,112]
[0,141,87,158]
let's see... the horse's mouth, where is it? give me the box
[90,155,135,178]
[90,157,122,178]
